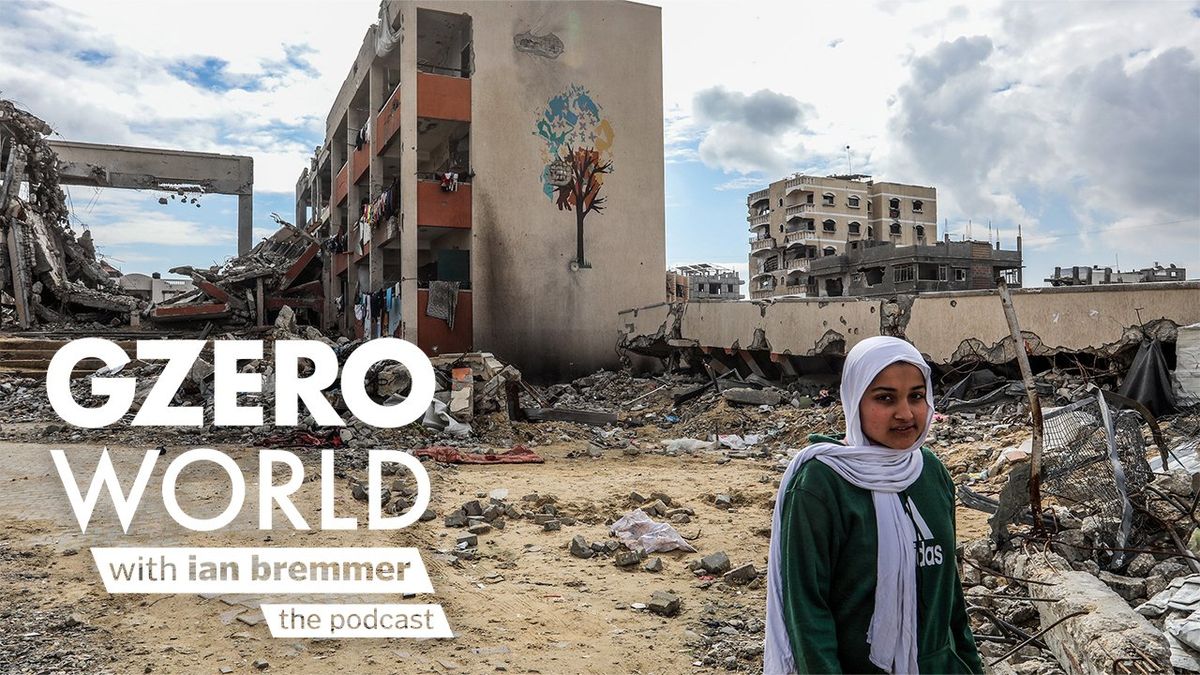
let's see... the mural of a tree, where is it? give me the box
[535,85,615,269]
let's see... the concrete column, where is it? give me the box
[330,132,347,334]
[237,193,253,255]
[399,1,420,344]
[347,103,365,335]
[368,58,385,294]
[294,177,307,233]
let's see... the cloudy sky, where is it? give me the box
[1,1,1197,287]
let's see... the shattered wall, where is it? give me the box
[617,281,1200,366]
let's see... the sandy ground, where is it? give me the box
[0,437,993,674]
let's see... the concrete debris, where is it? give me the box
[648,590,681,617]
[722,387,782,406]
[1,100,144,330]
[699,551,731,575]
[569,535,594,559]
[723,563,757,585]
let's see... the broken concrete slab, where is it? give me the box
[722,387,782,406]
[998,548,1170,674]
[700,551,731,575]
[648,590,680,617]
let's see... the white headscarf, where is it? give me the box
[763,336,935,675]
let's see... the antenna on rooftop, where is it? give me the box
[845,145,852,174]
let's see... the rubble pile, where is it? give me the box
[1,100,144,329]
[151,218,323,330]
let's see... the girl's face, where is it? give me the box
[859,362,928,450]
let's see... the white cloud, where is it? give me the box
[656,0,1200,274]
[0,0,379,194]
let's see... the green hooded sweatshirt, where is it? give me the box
[777,435,983,674]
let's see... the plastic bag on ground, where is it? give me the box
[609,508,696,554]
[661,438,718,453]
[422,399,471,438]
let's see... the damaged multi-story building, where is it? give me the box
[294,0,665,378]
[1046,262,1188,287]
[800,236,1023,298]
[745,173,1023,298]
[670,264,743,301]
[747,174,937,299]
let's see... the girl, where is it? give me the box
[764,336,982,674]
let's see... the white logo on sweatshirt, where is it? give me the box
[908,497,944,567]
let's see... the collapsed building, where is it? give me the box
[0,101,143,329]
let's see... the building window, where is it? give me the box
[894,264,914,283]
[848,195,860,208]
[915,225,925,239]
[822,192,835,206]
[823,246,837,256]
[953,268,967,281]
[939,265,948,281]
[848,221,861,235]
[912,200,923,213]
[864,266,885,286]
[823,219,836,233]
[890,222,902,235]
[889,198,900,209]
[867,225,874,238]
[806,193,814,205]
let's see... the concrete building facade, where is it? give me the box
[747,174,937,299]
[1046,263,1188,286]
[803,238,1022,298]
[672,264,743,301]
[295,0,665,379]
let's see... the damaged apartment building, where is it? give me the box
[294,0,666,379]
[668,264,743,302]
[746,173,1022,298]
[1046,262,1189,287]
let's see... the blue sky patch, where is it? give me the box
[75,49,111,65]
[169,56,261,93]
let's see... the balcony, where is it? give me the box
[748,222,769,234]
[417,179,472,229]
[417,289,472,355]
[334,163,348,206]
[376,84,403,154]
[332,251,350,277]
[748,213,769,226]
[785,177,816,196]
[785,204,814,218]
[784,230,817,246]
[750,236,776,253]
[784,258,810,273]
[417,72,471,122]
[351,139,370,185]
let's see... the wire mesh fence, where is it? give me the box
[1039,395,1154,564]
